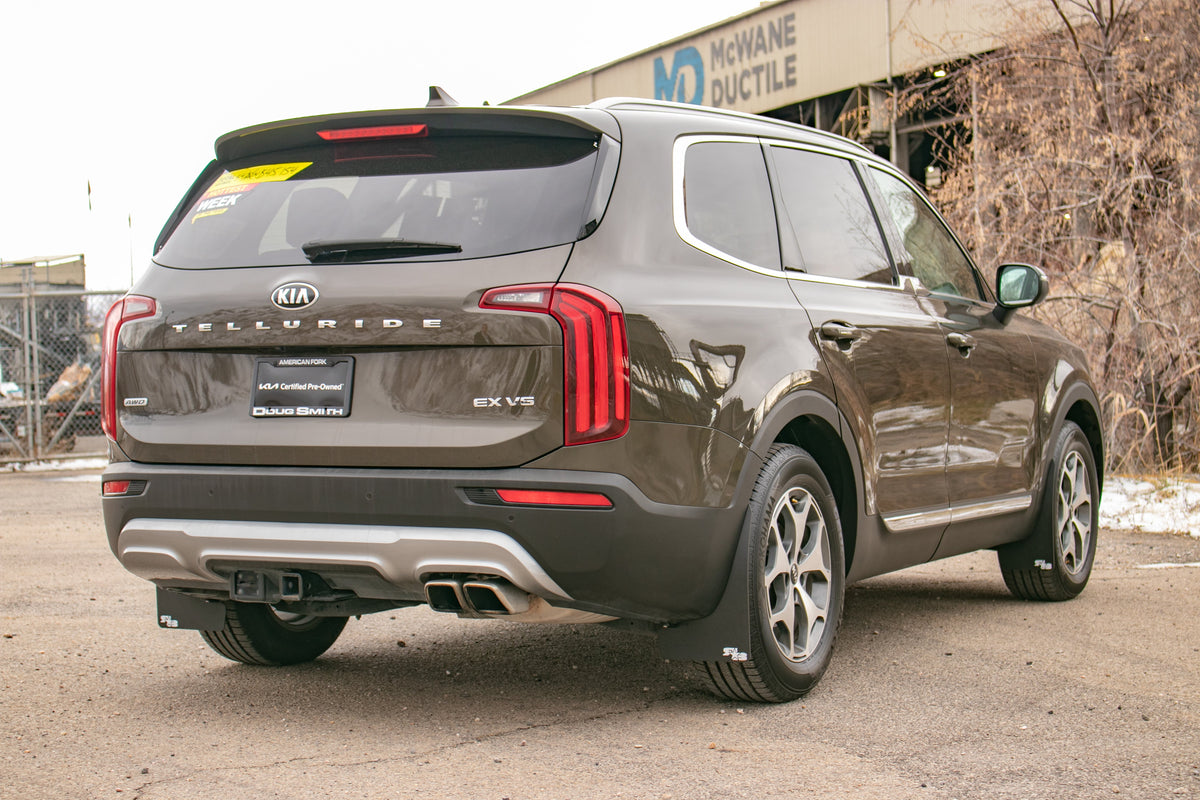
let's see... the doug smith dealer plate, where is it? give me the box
[251,356,354,418]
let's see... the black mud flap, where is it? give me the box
[655,517,753,663]
[156,588,226,631]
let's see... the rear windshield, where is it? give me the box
[155,134,601,268]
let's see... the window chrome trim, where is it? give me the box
[784,269,913,294]
[673,135,918,297]
[672,134,783,277]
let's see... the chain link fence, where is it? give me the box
[0,267,124,463]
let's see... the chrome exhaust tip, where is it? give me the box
[424,576,533,617]
[423,579,467,613]
[463,578,531,615]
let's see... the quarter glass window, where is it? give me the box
[683,142,781,269]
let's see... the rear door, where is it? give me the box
[767,144,953,537]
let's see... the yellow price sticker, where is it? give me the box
[206,162,312,194]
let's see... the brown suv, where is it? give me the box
[100,96,1103,702]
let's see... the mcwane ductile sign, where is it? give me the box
[512,0,1018,115]
[657,11,800,108]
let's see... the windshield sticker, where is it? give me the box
[191,162,312,224]
[201,181,258,200]
[190,192,244,224]
[205,160,314,194]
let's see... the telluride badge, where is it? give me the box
[271,282,319,310]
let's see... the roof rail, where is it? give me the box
[588,97,871,153]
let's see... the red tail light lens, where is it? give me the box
[101,295,156,440]
[481,283,630,445]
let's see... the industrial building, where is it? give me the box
[512,0,1058,185]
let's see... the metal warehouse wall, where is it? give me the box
[510,0,1050,115]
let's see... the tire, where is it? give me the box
[201,602,347,665]
[1000,421,1099,601]
[697,443,845,703]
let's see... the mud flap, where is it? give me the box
[156,588,226,631]
[655,516,753,662]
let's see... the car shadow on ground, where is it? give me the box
[123,561,1030,729]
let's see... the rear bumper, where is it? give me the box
[101,462,745,622]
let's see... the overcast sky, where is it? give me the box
[1,0,756,289]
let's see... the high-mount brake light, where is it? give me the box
[481,283,630,446]
[316,124,429,141]
[101,295,156,440]
[495,489,613,508]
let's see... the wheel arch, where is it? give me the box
[1041,379,1105,499]
[1063,391,1105,492]
[747,390,863,577]
[771,413,860,577]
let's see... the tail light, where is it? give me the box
[480,283,629,445]
[101,295,156,440]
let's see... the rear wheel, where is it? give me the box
[201,602,347,665]
[697,444,845,703]
[1000,421,1098,601]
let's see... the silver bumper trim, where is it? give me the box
[116,518,571,602]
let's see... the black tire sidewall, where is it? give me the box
[746,445,845,697]
[232,603,347,665]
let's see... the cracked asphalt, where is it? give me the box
[2,468,1198,800]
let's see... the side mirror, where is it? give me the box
[993,263,1049,324]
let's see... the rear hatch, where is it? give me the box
[109,107,622,468]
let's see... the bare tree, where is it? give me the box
[910,0,1200,472]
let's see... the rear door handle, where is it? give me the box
[819,323,862,343]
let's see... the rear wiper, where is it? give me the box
[301,239,463,263]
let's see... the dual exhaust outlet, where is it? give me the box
[424,576,532,618]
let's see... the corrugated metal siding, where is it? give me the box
[510,0,1051,112]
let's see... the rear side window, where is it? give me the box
[770,146,893,284]
[681,141,781,270]
[155,135,603,268]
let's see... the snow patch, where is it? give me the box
[3,457,108,473]
[1101,477,1199,537]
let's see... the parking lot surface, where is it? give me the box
[2,468,1198,799]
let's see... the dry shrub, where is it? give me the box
[914,0,1200,472]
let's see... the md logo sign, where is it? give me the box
[654,46,704,104]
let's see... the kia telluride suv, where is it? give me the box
[100,93,1103,703]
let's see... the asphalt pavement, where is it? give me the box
[2,468,1197,800]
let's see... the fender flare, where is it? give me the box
[1048,379,1104,483]
[1000,378,1103,565]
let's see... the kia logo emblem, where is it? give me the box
[271,282,319,310]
